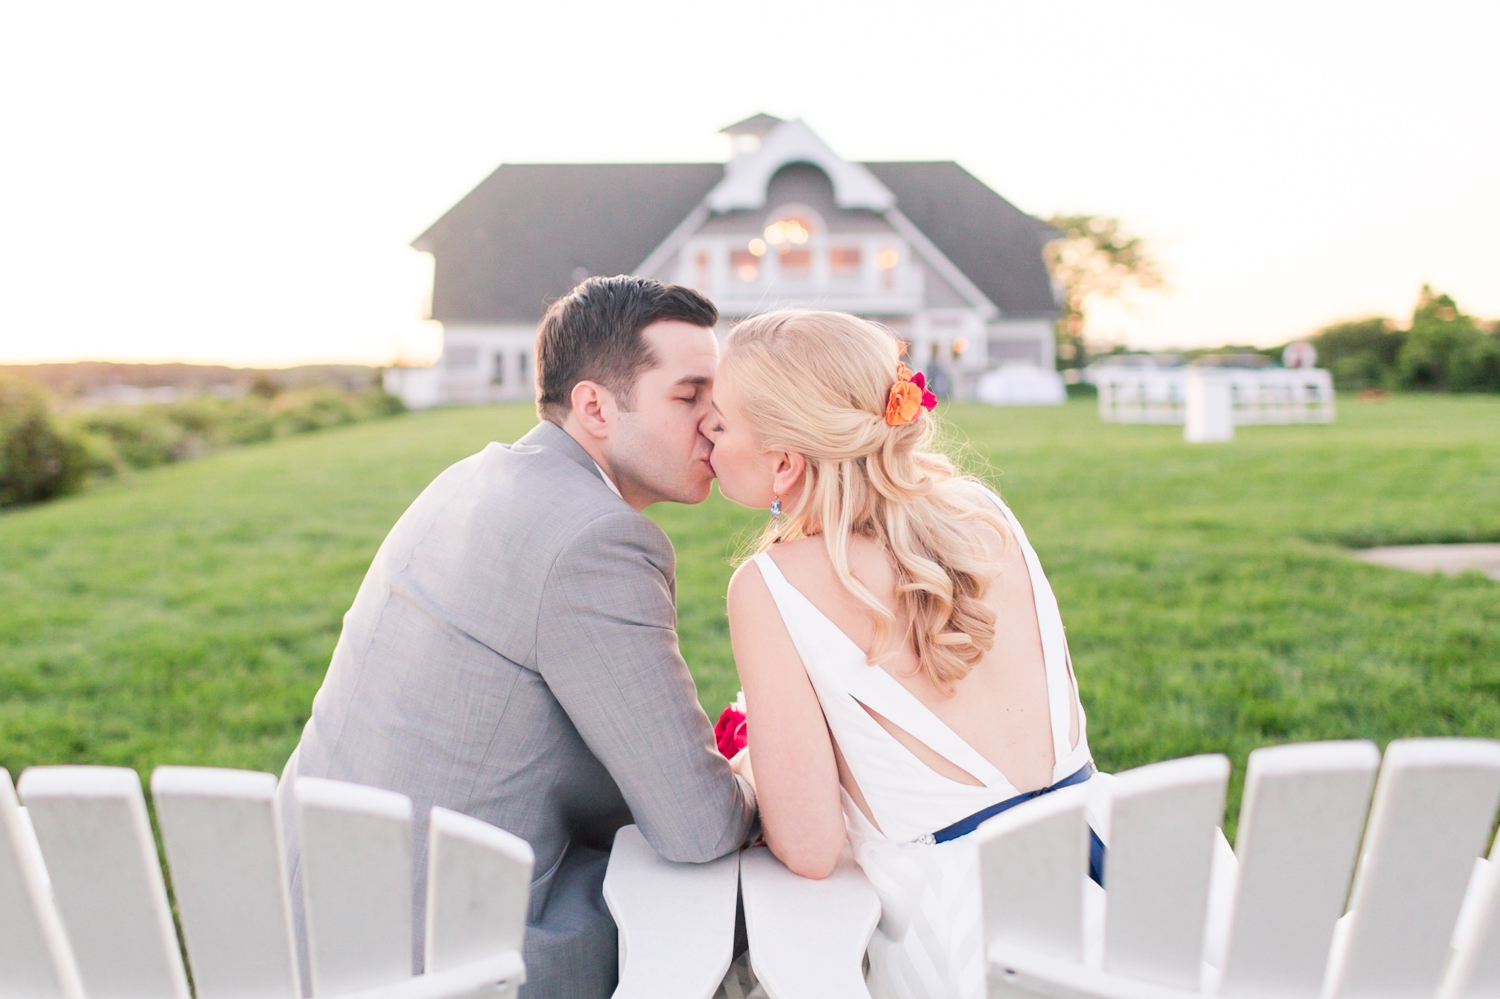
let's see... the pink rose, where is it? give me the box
[715,702,747,758]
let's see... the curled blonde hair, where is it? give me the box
[723,309,1010,691]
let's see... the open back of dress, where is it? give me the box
[750,484,1093,999]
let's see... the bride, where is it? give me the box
[706,309,1095,999]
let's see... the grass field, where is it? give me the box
[2,396,1498,828]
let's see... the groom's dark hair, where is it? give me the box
[535,275,718,423]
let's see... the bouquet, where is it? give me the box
[714,690,747,758]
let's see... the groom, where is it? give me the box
[277,276,758,999]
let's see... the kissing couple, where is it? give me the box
[277,275,1095,999]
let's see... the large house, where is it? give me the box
[387,115,1063,407]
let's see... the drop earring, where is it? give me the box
[770,496,782,538]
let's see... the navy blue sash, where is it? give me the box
[929,761,1106,886]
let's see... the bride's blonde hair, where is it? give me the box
[723,309,1010,691]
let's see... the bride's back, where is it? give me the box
[764,516,1077,797]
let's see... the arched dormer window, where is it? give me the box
[760,205,821,282]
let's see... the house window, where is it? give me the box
[778,246,813,276]
[731,250,760,282]
[694,250,711,290]
[491,353,507,385]
[829,246,862,277]
[518,350,531,388]
[447,345,478,370]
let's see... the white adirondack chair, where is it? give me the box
[10,765,529,999]
[981,738,1500,999]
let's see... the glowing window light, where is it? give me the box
[877,247,900,269]
[764,216,813,247]
[748,238,767,256]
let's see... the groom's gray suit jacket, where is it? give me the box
[277,420,757,999]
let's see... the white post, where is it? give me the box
[1185,371,1234,443]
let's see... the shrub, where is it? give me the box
[1396,287,1499,392]
[1312,318,1406,390]
[0,374,85,508]
[73,408,188,469]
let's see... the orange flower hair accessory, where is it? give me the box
[885,363,939,426]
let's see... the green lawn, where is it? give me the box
[2,396,1498,829]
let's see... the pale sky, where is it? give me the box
[1,1,1496,367]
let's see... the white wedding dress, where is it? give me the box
[749,487,1093,999]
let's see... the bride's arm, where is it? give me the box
[727,559,847,879]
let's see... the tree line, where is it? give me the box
[1047,216,1498,391]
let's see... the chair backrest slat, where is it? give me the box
[295,777,414,996]
[1328,739,1500,999]
[976,783,1090,965]
[424,806,533,998]
[18,765,192,999]
[1102,754,1230,990]
[1442,833,1500,999]
[0,769,85,999]
[152,766,301,999]
[1218,740,1380,999]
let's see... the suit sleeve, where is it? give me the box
[534,510,757,862]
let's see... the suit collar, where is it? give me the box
[519,420,611,488]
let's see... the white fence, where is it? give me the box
[1096,368,1336,425]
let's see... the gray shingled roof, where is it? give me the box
[413,160,1058,323]
[413,164,724,323]
[866,162,1061,319]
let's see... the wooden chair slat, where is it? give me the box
[0,769,85,999]
[152,765,301,999]
[977,783,1091,966]
[423,806,532,999]
[296,776,414,996]
[18,765,191,999]
[1101,754,1230,990]
[1328,739,1500,999]
[1218,740,1380,999]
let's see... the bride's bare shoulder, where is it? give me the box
[726,538,824,612]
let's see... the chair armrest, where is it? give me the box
[328,950,524,999]
[739,845,879,999]
[603,825,740,999]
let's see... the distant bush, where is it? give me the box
[1312,318,1406,390]
[0,374,86,508]
[60,386,407,480]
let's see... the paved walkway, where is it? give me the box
[1352,544,1500,581]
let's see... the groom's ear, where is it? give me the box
[569,380,618,440]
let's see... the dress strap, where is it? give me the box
[749,552,1008,787]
